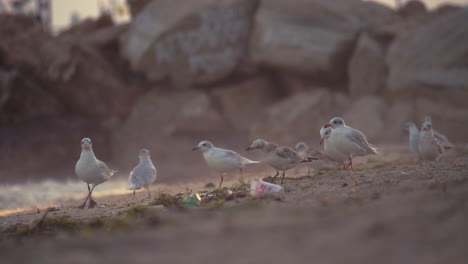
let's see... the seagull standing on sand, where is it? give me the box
[320,126,348,168]
[75,138,116,209]
[418,118,444,161]
[129,149,157,199]
[193,141,260,188]
[406,117,454,157]
[294,142,335,175]
[247,139,316,184]
[324,117,377,170]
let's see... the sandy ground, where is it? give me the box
[1,144,468,263]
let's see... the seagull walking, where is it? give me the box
[324,117,377,170]
[247,139,316,184]
[193,141,260,188]
[75,138,116,209]
[418,118,444,161]
[129,149,157,199]
[294,141,336,175]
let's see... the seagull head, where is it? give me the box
[193,141,214,152]
[246,139,267,151]
[294,142,308,152]
[421,121,432,132]
[325,117,345,129]
[81,138,92,150]
[139,149,150,159]
[320,126,332,145]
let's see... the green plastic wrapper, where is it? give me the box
[180,193,201,208]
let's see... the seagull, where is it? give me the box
[75,138,116,209]
[418,118,444,161]
[129,149,157,199]
[406,117,454,156]
[246,139,316,184]
[294,142,336,175]
[324,117,377,170]
[193,140,260,188]
[320,126,349,168]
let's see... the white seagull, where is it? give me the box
[193,140,260,187]
[406,117,454,156]
[418,118,444,161]
[247,139,316,184]
[75,138,116,209]
[294,141,336,175]
[129,149,157,199]
[320,126,348,168]
[324,117,377,170]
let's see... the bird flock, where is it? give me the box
[74,116,452,209]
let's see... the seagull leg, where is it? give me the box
[345,157,354,171]
[132,190,136,200]
[88,185,97,208]
[239,168,246,185]
[219,174,224,188]
[78,188,91,209]
[281,170,286,184]
[146,186,152,199]
[273,170,279,177]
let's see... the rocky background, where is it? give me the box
[0,0,467,183]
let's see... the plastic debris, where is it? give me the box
[179,193,201,208]
[250,180,284,196]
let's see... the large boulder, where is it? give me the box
[249,89,333,144]
[120,0,258,87]
[210,75,280,133]
[112,89,228,168]
[0,15,138,120]
[384,99,416,141]
[348,33,387,97]
[342,96,387,141]
[249,0,397,81]
[386,8,468,107]
[0,118,111,182]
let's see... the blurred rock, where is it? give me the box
[397,0,427,18]
[415,98,468,142]
[249,0,358,81]
[113,89,227,165]
[120,0,258,88]
[126,0,153,17]
[249,89,332,143]
[0,69,64,124]
[0,15,139,120]
[249,0,397,82]
[386,8,468,107]
[211,75,280,132]
[342,96,387,141]
[348,33,386,97]
[384,99,416,141]
[0,118,111,180]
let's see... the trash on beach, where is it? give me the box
[250,180,284,196]
[180,193,201,208]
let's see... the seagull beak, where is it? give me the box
[324,124,332,128]
[320,138,324,145]
[84,144,91,149]
[192,147,200,151]
[246,147,252,151]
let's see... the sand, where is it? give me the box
[1,144,467,264]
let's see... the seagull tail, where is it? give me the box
[301,157,318,163]
[242,157,261,165]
